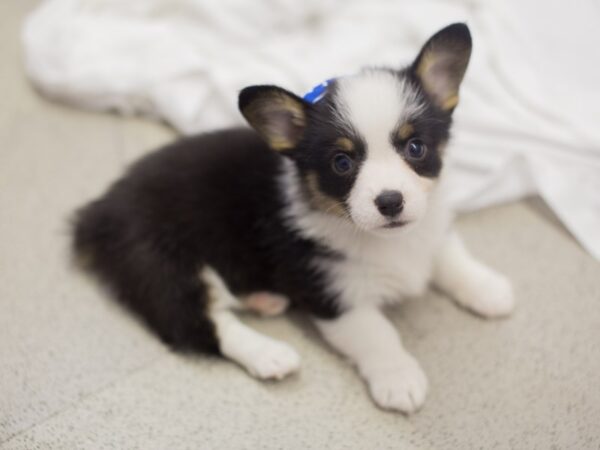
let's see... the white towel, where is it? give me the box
[23,0,600,260]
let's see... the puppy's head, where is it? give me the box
[239,23,471,234]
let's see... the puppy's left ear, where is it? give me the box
[239,85,309,151]
[412,23,472,111]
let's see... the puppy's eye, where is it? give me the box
[405,139,427,161]
[332,153,354,175]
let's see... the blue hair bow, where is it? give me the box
[303,78,335,104]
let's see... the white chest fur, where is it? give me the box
[280,162,453,309]
[329,223,449,309]
[308,200,450,309]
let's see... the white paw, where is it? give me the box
[364,356,428,414]
[456,266,516,319]
[244,292,290,317]
[245,340,301,380]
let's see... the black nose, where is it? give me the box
[374,190,403,218]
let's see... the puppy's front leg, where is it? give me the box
[433,230,515,318]
[314,307,427,413]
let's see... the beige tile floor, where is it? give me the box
[2,2,599,449]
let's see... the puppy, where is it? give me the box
[73,23,515,413]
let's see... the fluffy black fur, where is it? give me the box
[73,23,470,357]
[74,129,340,354]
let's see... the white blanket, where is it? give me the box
[23,0,600,260]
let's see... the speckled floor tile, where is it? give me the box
[3,201,599,449]
[0,0,175,442]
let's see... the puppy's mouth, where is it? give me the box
[383,220,409,229]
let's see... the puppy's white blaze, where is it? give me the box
[335,71,429,231]
[336,71,424,142]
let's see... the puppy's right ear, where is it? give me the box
[239,85,309,151]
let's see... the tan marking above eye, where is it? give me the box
[398,123,414,140]
[334,137,354,152]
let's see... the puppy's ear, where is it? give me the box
[412,23,472,111]
[239,85,309,151]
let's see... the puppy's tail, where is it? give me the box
[72,200,220,354]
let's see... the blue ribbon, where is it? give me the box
[303,78,335,104]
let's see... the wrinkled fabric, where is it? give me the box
[23,0,600,259]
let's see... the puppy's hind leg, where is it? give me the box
[202,267,300,380]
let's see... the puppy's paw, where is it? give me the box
[244,292,290,317]
[245,340,301,380]
[456,266,515,318]
[364,356,428,414]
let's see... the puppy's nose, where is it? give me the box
[374,190,403,218]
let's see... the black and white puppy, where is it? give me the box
[73,23,514,413]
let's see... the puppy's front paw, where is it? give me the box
[456,266,515,318]
[364,356,428,414]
